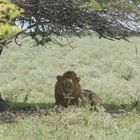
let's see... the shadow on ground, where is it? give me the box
[103,101,140,114]
[0,100,140,123]
[7,101,140,113]
[8,101,55,110]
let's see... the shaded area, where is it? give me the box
[7,102,55,111]
[1,100,140,113]
[0,95,8,112]
[103,101,140,116]
[0,99,140,123]
[0,101,55,123]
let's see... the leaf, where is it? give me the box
[0,0,24,40]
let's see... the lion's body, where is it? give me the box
[80,89,102,106]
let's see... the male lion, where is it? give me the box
[54,71,102,109]
[54,71,81,107]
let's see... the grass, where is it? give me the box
[0,35,140,139]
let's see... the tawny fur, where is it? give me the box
[54,71,102,108]
[79,89,102,106]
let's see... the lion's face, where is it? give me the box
[57,76,75,98]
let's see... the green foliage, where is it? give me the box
[107,1,136,10]
[80,0,101,10]
[80,0,140,11]
[132,0,140,4]
[0,0,23,40]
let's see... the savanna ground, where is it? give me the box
[0,35,140,140]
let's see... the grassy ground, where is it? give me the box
[0,36,140,140]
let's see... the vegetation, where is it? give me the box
[0,0,23,54]
[11,0,140,45]
[0,36,140,139]
[0,1,140,139]
[0,0,23,40]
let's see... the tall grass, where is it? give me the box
[0,36,140,139]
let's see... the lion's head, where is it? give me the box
[56,75,76,98]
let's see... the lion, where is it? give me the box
[54,71,102,109]
[54,71,81,107]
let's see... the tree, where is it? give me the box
[0,0,23,54]
[10,0,140,45]
[0,0,23,111]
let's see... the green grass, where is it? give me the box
[0,36,140,140]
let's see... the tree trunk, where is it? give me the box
[0,94,7,112]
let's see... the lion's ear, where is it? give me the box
[56,75,62,81]
[77,77,80,82]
